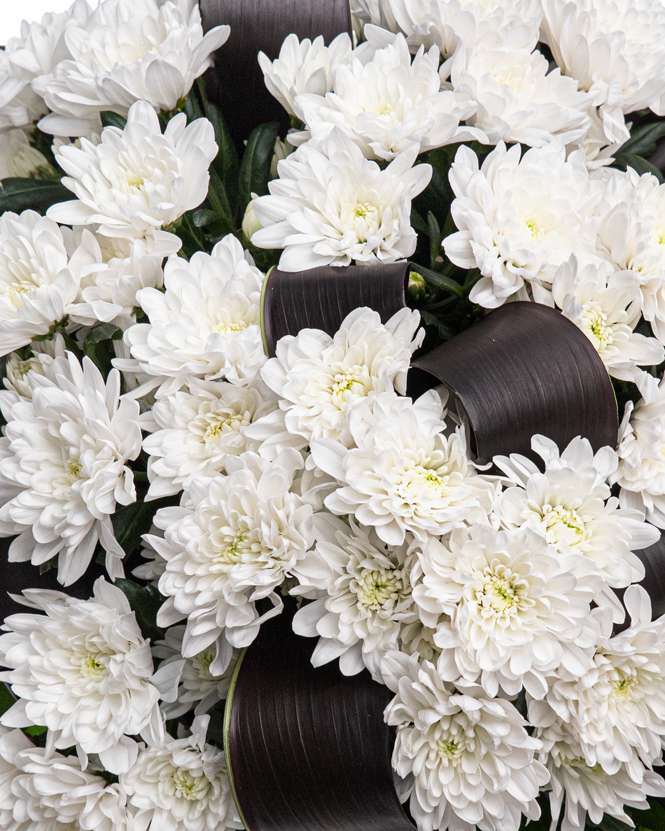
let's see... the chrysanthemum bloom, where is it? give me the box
[152,625,236,719]
[249,307,422,455]
[536,718,665,831]
[613,378,665,529]
[120,716,240,831]
[382,652,549,831]
[48,100,216,254]
[443,142,602,308]
[0,352,141,585]
[389,0,543,70]
[311,391,495,546]
[152,449,314,658]
[251,127,432,271]
[0,210,84,358]
[542,0,665,144]
[0,725,129,831]
[291,513,417,680]
[552,256,664,393]
[3,336,65,400]
[141,379,276,499]
[494,435,658,613]
[538,585,665,775]
[414,525,602,698]
[449,37,592,148]
[259,32,353,118]
[594,166,665,345]
[36,0,229,138]
[122,235,265,396]
[0,579,170,774]
[293,34,482,161]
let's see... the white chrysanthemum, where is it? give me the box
[494,436,658,609]
[537,718,665,831]
[613,377,665,529]
[351,0,399,36]
[140,379,277,499]
[3,336,66,400]
[121,235,265,396]
[258,32,353,118]
[251,127,432,271]
[571,109,625,171]
[152,625,236,719]
[382,652,548,831]
[36,0,229,138]
[311,390,495,546]
[389,0,543,70]
[0,725,129,831]
[542,0,665,144]
[0,578,170,775]
[450,40,591,148]
[68,232,165,327]
[152,449,313,655]
[120,716,240,831]
[294,35,481,161]
[291,513,417,681]
[0,352,141,585]
[415,525,602,698]
[443,142,601,308]
[537,585,665,775]
[47,100,216,253]
[0,129,44,178]
[594,166,665,345]
[250,307,423,455]
[0,210,84,357]
[552,255,664,390]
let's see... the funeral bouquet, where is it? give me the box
[2,1,665,831]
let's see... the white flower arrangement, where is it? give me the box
[1,1,665,830]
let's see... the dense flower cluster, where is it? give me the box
[1,1,665,831]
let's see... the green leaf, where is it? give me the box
[192,208,220,228]
[100,111,127,130]
[615,153,664,183]
[113,578,165,642]
[0,178,72,214]
[419,309,454,341]
[237,122,280,217]
[410,262,464,297]
[204,100,240,209]
[83,323,122,348]
[588,815,632,831]
[427,211,443,270]
[619,122,665,157]
[627,800,665,831]
[112,495,176,559]
[207,169,237,234]
[0,683,15,717]
[410,206,429,236]
[25,725,47,736]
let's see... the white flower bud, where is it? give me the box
[7,146,51,179]
[242,193,263,241]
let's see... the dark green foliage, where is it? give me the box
[0,178,72,214]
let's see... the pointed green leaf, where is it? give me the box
[113,578,165,642]
[237,122,280,219]
[100,111,127,130]
[619,122,665,157]
[0,178,72,214]
[409,262,464,296]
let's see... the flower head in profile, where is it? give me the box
[252,307,423,454]
[613,377,665,529]
[122,234,265,396]
[0,352,141,585]
[311,390,495,546]
[141,378,277,499]
[3,336,66,400]
[294,34,482,161]
[443,142,601,308]
[152,449,313,655]
[539,585,665,775]
[251,127,432,271]
[0,725,129,831]
[37,0,230,137]
[0,210,83,357]
[542,0,665,144]
[414,525,602,698]
[382,652,549,831]
[552,255,664,392]
[0,578,168,775]
[536,718,665,831]
[259,32,353,117]
[48,100,217,254]
[495,435,658,607]
[291,513,417,681]
[120,716,240,831]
